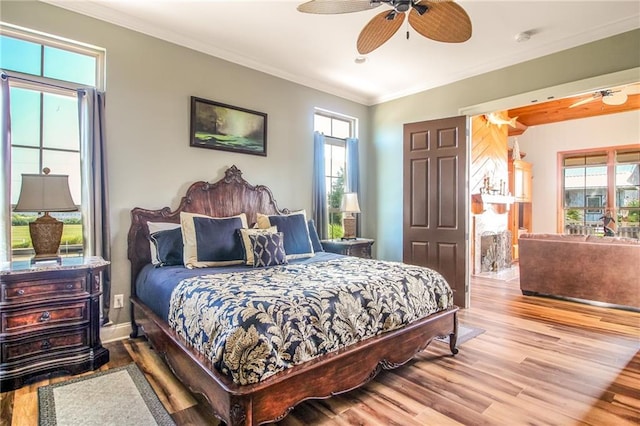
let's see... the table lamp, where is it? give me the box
[340,192,360,240]
[13,168,78,264]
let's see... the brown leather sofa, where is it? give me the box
[518,233,640,309]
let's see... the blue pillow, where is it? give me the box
[307,219,324,253]
[249,232,288,267]
[257,211,314,260]
[193,215,246,264]
[149,227,183,267]
[180,212,248,268]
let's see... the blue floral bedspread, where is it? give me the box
[168,257,453,385]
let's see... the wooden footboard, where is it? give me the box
[131,297,458,425]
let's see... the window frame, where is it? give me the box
[558,144,640,236]
[314,109,357,238]
[2,25,105,260]
[1,22,105,91]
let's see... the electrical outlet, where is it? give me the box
[113,294,124,309]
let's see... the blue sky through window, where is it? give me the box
[0,35,41,74]
[2,33,96,206]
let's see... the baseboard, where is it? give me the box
[100,322,133,343]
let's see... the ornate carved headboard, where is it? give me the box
[127,165,290,291]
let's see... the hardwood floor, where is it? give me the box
[2,273,638,425]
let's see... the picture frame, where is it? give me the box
[190,96,267,156]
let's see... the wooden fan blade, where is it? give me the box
[357,10,405,54]
[408,1,472,43]
[623,83,640,95]
[298,0,381,14]
[569,96,598,108]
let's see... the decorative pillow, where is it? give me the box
[147,221,181,265]
[149,227,184,267]
[249,232,287,267]
[256,210,315,260]
[180,212,248,268]
[307,219,324,253]
[239,226,277,265]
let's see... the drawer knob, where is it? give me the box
[41,339,51,350]
[17,289,25,295]
[39,311,51,322]
[65,284,73,289]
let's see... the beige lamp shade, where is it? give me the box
[341,192,360,240]
[14,172,77,213]
[13,170,77,263]
[340,192,361,214]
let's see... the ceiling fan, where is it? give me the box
[297,0,472,54]
[569,83,640,108]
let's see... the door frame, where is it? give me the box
[457,68,638,307]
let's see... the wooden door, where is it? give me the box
[403,116,468,308]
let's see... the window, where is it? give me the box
[314,111,355,238]
[1,25,104,260]
[616,150,640,233]
[562,147,639,238]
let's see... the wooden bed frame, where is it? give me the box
[127,165,459,425]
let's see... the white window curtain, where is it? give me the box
[312,131,328,239]
[0,74,11,263]
[78,88,111,325]
[346,137,361,236]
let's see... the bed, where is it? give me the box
[127,165,458,425]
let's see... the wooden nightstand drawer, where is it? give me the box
[3,277,86,303]
[1,301,89,334]
[2,329,88,363]
[349,245,372,258]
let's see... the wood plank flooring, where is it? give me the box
[2,273,638,425]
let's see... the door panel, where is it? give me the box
[403,116,468,308]
[410,159,429,226]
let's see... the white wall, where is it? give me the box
[2,2,370,328]
[511,110,640,233]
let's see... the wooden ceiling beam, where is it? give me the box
[507,92,639,136]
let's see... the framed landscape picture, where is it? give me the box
[190,96,267,156]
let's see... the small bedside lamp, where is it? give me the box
[13,168,78,264]
[340,192,360,240]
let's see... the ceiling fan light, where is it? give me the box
[602,92,627,106]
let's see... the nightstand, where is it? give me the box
[321,238,375,259]
[0,256,110,391]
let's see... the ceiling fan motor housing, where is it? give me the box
[376,0,420,12]
[299,0,472,54]
[391,1,412,12]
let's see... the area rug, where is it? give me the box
[435,324,485,346]
[38,364,175,426]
